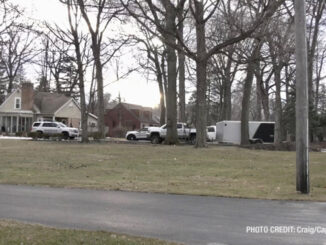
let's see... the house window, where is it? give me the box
[15,98,21,109]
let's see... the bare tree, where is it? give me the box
[266,17,294,145]
[132,27,167,126]
[0,25,36,93]
[123,0,284,147]
[121,0,186,144]
[177,0,186,123]
[37,35,80,96]
[240,39,263,145]
[76,0,124,138]
[306,0,326,108]
[49,0,95,142]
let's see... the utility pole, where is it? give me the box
[295,0,310,193]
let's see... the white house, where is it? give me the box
[0,83,98,134]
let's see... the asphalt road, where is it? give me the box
[0,185,325,245]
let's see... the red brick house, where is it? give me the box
[105,103,160,137]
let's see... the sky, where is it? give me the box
[11,0,161,108]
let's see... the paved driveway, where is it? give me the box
[0,184,325,245]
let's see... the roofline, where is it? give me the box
[217,121,275,123]
[53,98,73,116]
[0,89,19,109]
[88,113,98,119]
[120,103,141,123]
[120,102,153,111]
[54,98,98,120]
[33,104,41,114]
[0,110,33,115]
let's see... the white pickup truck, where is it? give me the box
[146,122,197,144]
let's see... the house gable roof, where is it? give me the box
[110,102,159,125]
[34,92,70,115]
[0,89,19,110]
[121,102,152,112]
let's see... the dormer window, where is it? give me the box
[15,97,21,109]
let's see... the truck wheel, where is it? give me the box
[190,135,196,145]
[151,134,161,144]
[127,135,136,141]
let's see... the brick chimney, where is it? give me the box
[21,83,34,110]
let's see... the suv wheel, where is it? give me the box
[37,131,43,139]
[62,132,69,140]
[151,134,161,144]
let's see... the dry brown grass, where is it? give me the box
[0,220,178,245]
[0,139,325,201]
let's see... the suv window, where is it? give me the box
[32,123,41,127]
[207,127,215,132]
[177,124,183,129]
[43,123,56,127]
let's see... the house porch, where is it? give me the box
[0,113,33,135]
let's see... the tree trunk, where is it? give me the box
[178,51,186,122]
[93,44,105,139]
[222,54,233,120]
[194,0,207,148]
[241,41,262,145]
[157,70,166,126]
[274,66,283,145]
[254,61,263,121]
[7,76,14,94]
[153,51,166,126]
[163,2,178,144]
[222,79,232,120]
[177,7,186,123]
[240,64,255,145]
[74,42,89,143]
[261,85,270,120]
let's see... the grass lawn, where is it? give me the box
[0,139,325,201]
[0,220,178,245]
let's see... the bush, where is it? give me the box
[27,132,38,139]
[110,127,128,138]
[27,132,51,140]
[51,133,64,141]
[88,132,102,140]
[15,132,23,137]
[241,142,321,152]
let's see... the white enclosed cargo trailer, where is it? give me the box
[215,121,275,144]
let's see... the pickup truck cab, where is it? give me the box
[147,122,197,144]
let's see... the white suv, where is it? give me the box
[31,121,79,139]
